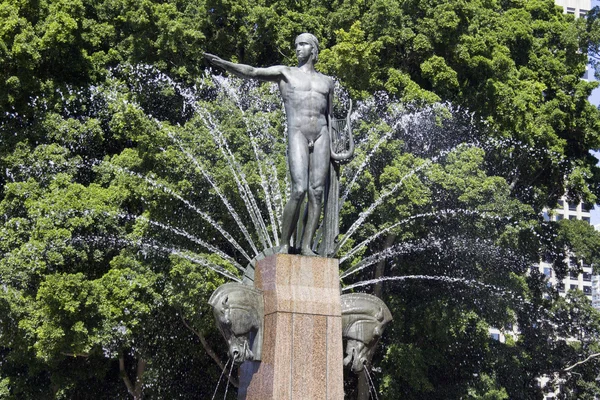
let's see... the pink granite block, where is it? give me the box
[326,316,344,399]
[244,312,293,400]
[291,314,328,399]
[257,255,341,316]
[242,254,343,400]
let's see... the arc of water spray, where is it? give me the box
[335,143,474,256]
[340,238,440,279]
[339,105,434,206]
[112,165,252,262]
[138,239,241,282]
[131,215,245,272]
[211,358,231,400]
[169,132,260,256]
[364,368,379,400]
[342,231,531,280]
[268,159,285,229]
[341,212,442,263]
[340,127,394,206]
[335,160,433,255]
[135,70,271,254]
[247,122,280,246]
[341,209,506,263]
[222,78,282,247]
[208,76,275,248]
[342,274,507,293]
[201,111,272,250]
[223,357,235,400]
[73,233,242,282]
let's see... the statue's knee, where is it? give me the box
[290,187,307,201]
[310,186,324,201]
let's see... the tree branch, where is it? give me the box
[181,316,239,388]
[563,352,600,372]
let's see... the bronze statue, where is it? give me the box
[341,293,393,373]
[208,283,264,364]
[205,33,352,257]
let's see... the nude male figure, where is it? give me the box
[204,33,333,256]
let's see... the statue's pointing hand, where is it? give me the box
[204,53,224,68]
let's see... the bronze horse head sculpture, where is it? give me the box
[208,283,264,364]
[341,293,393,373]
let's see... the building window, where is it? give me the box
[544,267,552,277]
[584,273,592,282]
[556,282,565,291]
[570,257,579,266]
[584,286,592,294]
[558,200,564,207]
[491,333,500,341]
[583,216,590,223]
[582,204,591,212]
[570,271,579,279]
[580,9,588,18]
[568,202,578,211]
[569,215,577,220]
[566,7,576,14]
[570,284,579,291]
[543,211,550,221]
[556,214,564,221]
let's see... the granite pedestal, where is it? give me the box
[238,254,343,400]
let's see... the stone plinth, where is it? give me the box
[238,254,343,400]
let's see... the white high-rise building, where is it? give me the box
[593,224,600,309]
[554,0,591,17]
[540,198,595,398]
[555,0,594,79]
[536,4,591,398]
[541,198,594,300]
[540,0,593,304]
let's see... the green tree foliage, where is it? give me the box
[1,0,600,399]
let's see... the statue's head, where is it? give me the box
[295,33,319,63]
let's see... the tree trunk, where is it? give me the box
[119,353,146,400]
[357,233,395,400]
[374,233,396,299]
[181,316,239,388]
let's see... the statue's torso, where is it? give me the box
[279,68,331,141]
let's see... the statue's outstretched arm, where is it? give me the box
[204,53,285,82]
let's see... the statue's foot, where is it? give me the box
[277,244,290,254]
[301,247,318,257]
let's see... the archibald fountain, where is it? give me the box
[205,34,393,399]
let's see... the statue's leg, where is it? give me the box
[301,131,330,256]
[279,133,308,253]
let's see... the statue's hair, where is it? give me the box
[295,33,319,63]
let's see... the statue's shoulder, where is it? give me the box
[269,65,293,79]
[319,73,334,89]
[314,71,332,81]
